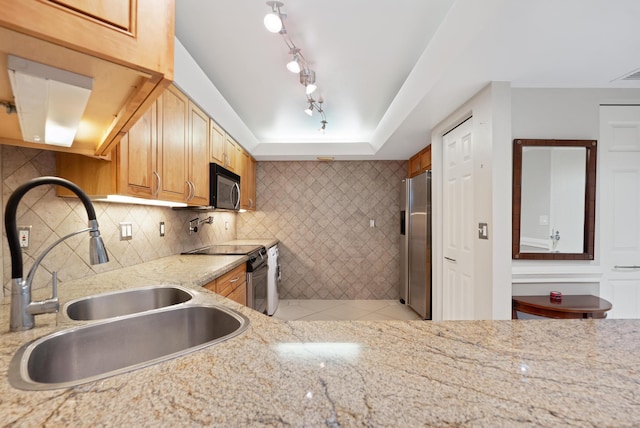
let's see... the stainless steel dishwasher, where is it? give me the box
[246,247,268,314]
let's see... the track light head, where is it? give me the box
[286,48,301,73]
[319,120,327,134]
[264,1,285,33]
[304,98,314,116]
[300,69,317,94]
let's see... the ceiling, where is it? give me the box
[175,0,640,161]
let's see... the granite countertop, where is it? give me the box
[1,254,640,427]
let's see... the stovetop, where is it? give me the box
[182,244,264,256]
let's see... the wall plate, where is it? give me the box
[478,222,489,240]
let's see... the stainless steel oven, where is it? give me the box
[182,244,268,314]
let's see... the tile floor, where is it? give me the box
[272,299,424,321]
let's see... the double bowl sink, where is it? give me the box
[9,285,250,391]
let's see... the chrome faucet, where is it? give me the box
[5,177,109,331]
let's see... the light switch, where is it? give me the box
[478,222,489,240]
[539,215,549,226]
[159,221,165,237]
[370,219,376,228]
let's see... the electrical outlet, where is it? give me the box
[18,226,31,250]
[119,222,133,240]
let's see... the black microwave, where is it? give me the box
[210,163,240,211]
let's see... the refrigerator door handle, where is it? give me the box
[444,256,457,263]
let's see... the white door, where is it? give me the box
[442,117,474,320]
[599,105,640,318]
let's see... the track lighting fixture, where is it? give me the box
[305,97,327,133]
[263,1,327,132]
[264,1,285,33]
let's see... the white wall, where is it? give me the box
[511,88,640,295]
[431,82,512,320]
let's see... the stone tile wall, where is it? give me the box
[237,161,406,300]
[1,146,236,301]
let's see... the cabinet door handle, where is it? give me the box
[153,171,161,196]
[186,181,194,201]
[229,276,240,283]
[444,256,457,263]
[249,198,254,209]
[614,265,640,269]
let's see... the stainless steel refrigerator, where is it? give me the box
[399,171,432,319]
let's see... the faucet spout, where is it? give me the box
[5,177,109,331]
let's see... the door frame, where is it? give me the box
[430,82,513,321]
[432,111,473,321]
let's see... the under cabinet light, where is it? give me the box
[7,55,93,147]
[90,195,188,208]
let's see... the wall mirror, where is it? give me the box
[512,139,597,260]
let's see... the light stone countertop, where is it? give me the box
[1,254,640,427]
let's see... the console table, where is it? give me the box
[512,295,612,319]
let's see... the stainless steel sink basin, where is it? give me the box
[9,304,250,390]
[64,285,194,320]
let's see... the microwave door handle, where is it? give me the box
[231,182,240,209]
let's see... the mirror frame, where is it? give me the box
[512,139,597,260]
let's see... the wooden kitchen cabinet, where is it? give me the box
[225,135,239,173]
[408,145,432,177]
[210,121,257,211]
[202,264,247,306]
[117,100,158,199]
[240,148,257,211]
[157,85,189,203]
[187,101,210,205]
[210,120,226,166]
[50,0,132,30]
[210,119,240,173]
[0,0,174,157]
[57,85,211,206]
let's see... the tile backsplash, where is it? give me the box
[1,146,236,300]
[237,161,406,300]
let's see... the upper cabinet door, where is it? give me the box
[225,135,238,173]
[188,101,210,206]
[157,85,188,203]
[210,120,226,166]
[0,0,175,156]
[118,100,158,199]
